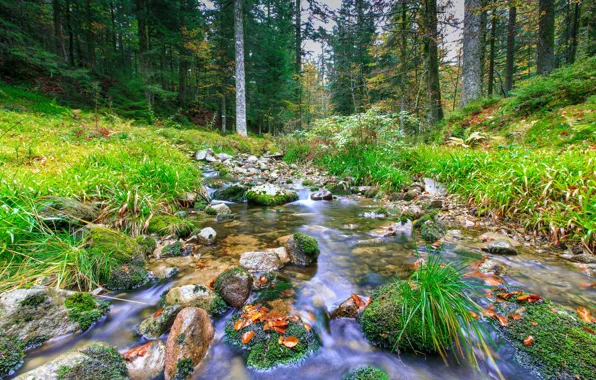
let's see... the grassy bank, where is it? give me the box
[0,83,275,291]
[282,58,596,251]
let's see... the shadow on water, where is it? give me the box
[13,179,596,379]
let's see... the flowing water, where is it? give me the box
[13,171,596,380]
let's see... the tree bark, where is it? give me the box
[487,6,497,96]
[423,0,444,124]
[568,2,580,64]
[537,0,555,75]
[479,0,487,94]
[235,0,247,136]
[85,0,95,70]
[505,2,517,94]
[178,0,187,106]
[461,0,482,106]
[135,0,147,73]
[66,0,75,65]
[295,0,302,129]
[53,0,66,60]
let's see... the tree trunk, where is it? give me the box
[537,0,555,75]
[480,0,487,94]
[461,0,482,105]
[295,0,302,129]
[85,0,95,70]
[178,0,187,106]
[505,2,517,94]
[487,6,497,96]
[222,95,227,133]
[66,0,75,65]
[423,0,444,124]
[568,2,580,64]
[135,0,147,73]
[53,0,66,60]
[235,0,247,136]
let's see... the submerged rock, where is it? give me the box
[164,307,214,380]
[36,196,99,229]
[330,297,359,319]
[246,184,299,206]
[310,190,333,201]
[240,247,288,272]
[125,340,166,380]
[0,287,109,348]
[136,305,182,339]
[285,233,320,266]
[480,232,520,255]
[152,265,179,280]
[370,221,413,237]
[209,202,232,215]
[214,267,253,308]
[479,259,507,276]
[17,342,127,380]
[213,184,247,202]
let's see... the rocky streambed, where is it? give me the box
[4,149,596,379]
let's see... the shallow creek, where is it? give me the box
[13,171,596,379]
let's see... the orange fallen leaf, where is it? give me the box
[122,342,152,361]
[517,294,542,303]
[351,293,372,313]
[483,308,508,327]
[530,321,538,326]
[510,313,522,321]
[583,326,595,334]
[523,336,534,346]
[470,311,480,320]
[497,290,523,300]
[234,319,244,331]
[242,331,255,344]
[576,306,596,323]
[207,278,216,289]
[282,336,299,348]
[196,262,206,269]
[153,308,164,318]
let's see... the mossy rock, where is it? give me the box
[205,206,218,215]
[302,179,314,186]
[213,184,248,203]
[327,182,352,195]
[287,233,320,266]
[344,366,390,380]
[147,216,194,238]
[420,220,446,243]
[0,337,25,377]
[224,311,320,370]
[492,292,596,379]
[161,241,184,257]
[64,293,110,331]
[214,267,253,308]
[106,256,150,290]
[359,281,449,353]
[246,184,299,206]
[36,196,99,229]
[135,235,156,256]
[208,294,229,317]
[56,342,128,380]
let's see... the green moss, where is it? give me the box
[205,207,217,215]
[328,183,352,195]
[214,267,250,296]
[57,343,128,380]
[246,190,299,206]
[208,294,229,316]
[135,235,156,256]
[255,281,293,302]
[106,255,150,290]
[310,186,319,192]
[85,226,141,265]
[225,311,320,370]
[193,201,208,211]
[65,293,110,331]
[344,366,390,380]
[162,241,184,257]
[302,179,314,186]
[294,233,320,259]
[19,293,48,308]
[177,333,186,345]
[411,209,438,228]
[359,281,449,353]
[492,294,596,379]
[174,357,195,380]
[420,220,446,243]
[213,185,248,203]
[0,337,25,377]
[147,216,194,238]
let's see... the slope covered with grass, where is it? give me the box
[282,58,596,251]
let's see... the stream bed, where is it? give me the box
[12,171,596,380]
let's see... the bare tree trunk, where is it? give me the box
[480,0,487,95]
[178,0,187,106]
[235,0,247,136]
[537,0,555,75]
[568,2,580,64]
[135,0,147,73]
[222,95,227,133]
[487,6,497,96]
[85,0,95,70]
[461,0,482,105]
[505,1,517,94]
[423,0,444,124]
[66,0,75,65]
[295,0,302,129]
[53,0,66,60]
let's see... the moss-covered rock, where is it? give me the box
[420,220,446,243]
[56,343,128,380]
[492,291,596,379]
[161,241,184,257]
[224,308,320,370]
[0,337,25,377]
[286,233,320,266]
[205,206,217,215]
[208,294,229,316]
[135,235,156,256]
[136,305,182,339]
[359,281,449,353]
[213,184,248,202]
[106,255,150,290]
[246,184,299,206]
[64,293,110,331]
[214,267,253,308]
[327,181,352,195]
[36,196,99,229]
[147,215,194,238]
[344,366,390,380]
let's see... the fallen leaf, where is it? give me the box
[483,308,508,327]
[580,282,596,289]
[122,342,152,361]
[576,306,596,323]
[196,262,206,269]
[463,271,503,286]
[282,336,299,348]
[530,321,538,326]
[153,308,163,318]
[470,311,480,320]
[497,290,523,300]
[510,313,522,321]
[351,293,372,313]
[583,326,595,334]
[242,331,255,344]
[523,336,534,346]
[207,278,216,289]
[517,294,543,303]
[234,319,244,331]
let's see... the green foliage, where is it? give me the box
[57,343,128,380]
[0,337,25,377]
[344,366,389,380]
[64,293,110,331]
[147,216,195,239]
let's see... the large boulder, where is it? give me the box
[198,227,217,245]
[0,287,109,348]
[213,185,247,203]
[310,190,333,201]
[214,267,253,308]
[0,337,25,377]
[136,305,182,339]
[164,285,216,309]
[36,196,99,229]
[207,202,232,215]
[164,308,214,380]
[240,247,288,272]
[125,340,166,380]
[147,216,194,239]
[285,233,320,266]
[246,184,299,206]
[480,232,520,255]
[17,342,128,380]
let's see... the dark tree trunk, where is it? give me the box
[505,1,517,94]
[568,2,580,64]
[178,0,187,106]
[135,0,147,73]
[461,0,482,105]
[53,0,66,60]
[423,0,444,124]
[479,0,487,94]
[85,0,95,70]
[66,0,75,66]
[537,0,555,75]
[295,0,302,128]
[487,6,497,96]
